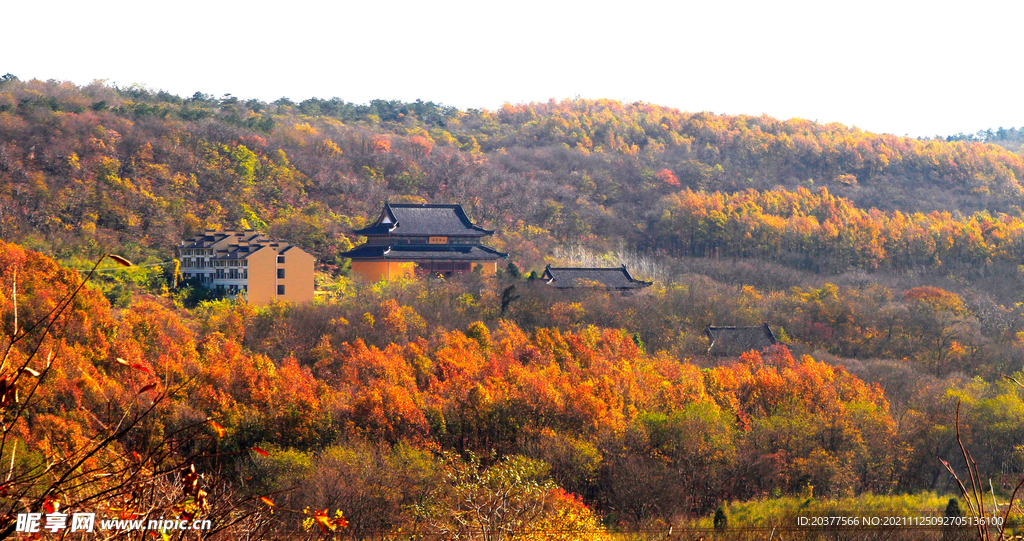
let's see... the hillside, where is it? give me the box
[2,76,1024,276]
[4,75,1024,536]
[4,241,1024,536]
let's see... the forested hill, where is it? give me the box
[1,76,1023,271]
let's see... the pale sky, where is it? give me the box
[4,0,1022,137]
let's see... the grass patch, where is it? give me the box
[690,492,954,529]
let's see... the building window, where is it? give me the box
[277,285,285,295]
[243,285,247,292]
[277,256,285,264]
[243,269,247,279]
[277,268,285,279]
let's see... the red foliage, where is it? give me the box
[656,168,680,186]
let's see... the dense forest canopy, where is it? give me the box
[2,76,1023,275]
[4,75,1024,536]
[4,241,1024,535]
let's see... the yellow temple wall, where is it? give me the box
[351,261,416,281]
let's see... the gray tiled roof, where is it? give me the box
[180,229,265,249]
[353,203,492,237]
[178,229,295,258]
[541,265,652,290]
[704,324,778,356]
[341,244,507,260]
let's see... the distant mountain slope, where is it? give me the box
[1,76,1022,270]
[943,126,1024,153]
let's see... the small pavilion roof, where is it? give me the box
[541,265,653,290]
[704,324,778,356]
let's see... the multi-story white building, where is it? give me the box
[178,229,315,305]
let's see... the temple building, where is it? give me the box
[342,203,507,281]
[541,265,653,291]
[178,229,316,306]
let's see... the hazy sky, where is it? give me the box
[4,0,1022,137]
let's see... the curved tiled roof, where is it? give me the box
[353,203,492,237]
[541,265,652,289]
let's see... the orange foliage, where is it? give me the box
[372,137,392,153]
[902,286,965,313]
[0,241,911,522]
[654,186,1024,269]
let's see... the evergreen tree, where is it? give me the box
[714,504,729,530]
